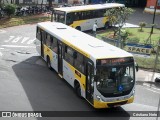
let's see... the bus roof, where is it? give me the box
[37,21,132,59]
[54,3,125,13]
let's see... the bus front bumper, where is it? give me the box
[93,96,134,109]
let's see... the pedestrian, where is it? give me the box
[92,21,98,37]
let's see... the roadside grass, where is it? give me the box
[134,55,160,72]
[0,14,51,29]
[97,27,160,71]
[125,28,160,45]
[98,28,160,45]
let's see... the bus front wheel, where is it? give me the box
[75,26,81,31]
[74,82,81,97]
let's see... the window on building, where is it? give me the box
[158,0,160,6]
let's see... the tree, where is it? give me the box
[5,4,16,18]
[139,22,146,32]
[0,0,2,7]
[48,0,52,9]
[104,7,134,48]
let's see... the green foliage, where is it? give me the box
[126,37,140,44]
[139,22,146,32]
[5,4,16,17]
[104,7,134,40]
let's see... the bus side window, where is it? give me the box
[66,13,73,25]
[74,52,85,73]
[46,33,51,47]
[64,45,74,65]
[94,10,99,18]
[74,12,79,21]
[51,36,58,53]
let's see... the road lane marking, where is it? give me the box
[143,83,160,91]
[141,85,160,94]
[27,38,36,44]
[4,36,15,42]
[146,88,160,94]
[12,36,22,43]
[21,37,30,43]
[4,36,35,44]
[1,45,36,48]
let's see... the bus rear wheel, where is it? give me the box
[104,22,110,30]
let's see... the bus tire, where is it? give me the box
[104,22,110,30]
[47,56,52,70]
[74,81,81,97]
[75,26,81,31]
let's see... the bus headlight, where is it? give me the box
[96,95,104,102]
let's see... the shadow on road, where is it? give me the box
[12,56,130,119]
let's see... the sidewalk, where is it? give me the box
[136,69,160,89]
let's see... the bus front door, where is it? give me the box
[41,31,45,58]
[86,62,94,104]
[57,42,63,77]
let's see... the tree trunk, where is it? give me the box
[5,0,9,3]
[49,0,52,9]
[41,0,44,10]
[0,0,2,6]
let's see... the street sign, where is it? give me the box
[125,43,152,57]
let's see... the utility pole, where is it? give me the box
[156,93,160,120]
[150,0,158,34]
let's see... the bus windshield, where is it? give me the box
[54,10,65,23]
[96,58,135,97]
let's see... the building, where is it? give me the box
[1,0,86,5]
[0,0,148,7]
[145,0,160,14]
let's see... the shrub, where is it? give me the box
[5,4,16,18]
[139,22,146,32]
[127,37,140,44]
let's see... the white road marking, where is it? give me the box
[27,38,36,44]
[1,45,36,48]
[0,48,4,49]
[4,36,15,42]
[141,85,160,94]
[12,36,22,43]
[21,37,30,43]
[4,36,35,44]
[143,83,160,91]
[146,88,160,94]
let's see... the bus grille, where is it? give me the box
[107,101,127,108]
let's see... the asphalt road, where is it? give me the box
[0,24,160,120]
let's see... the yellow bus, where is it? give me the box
[35,21,137,108]
[51,3,125,31]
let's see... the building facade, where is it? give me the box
[145,0,160,14]
[1,0,86,5]
[1,0,148,7]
